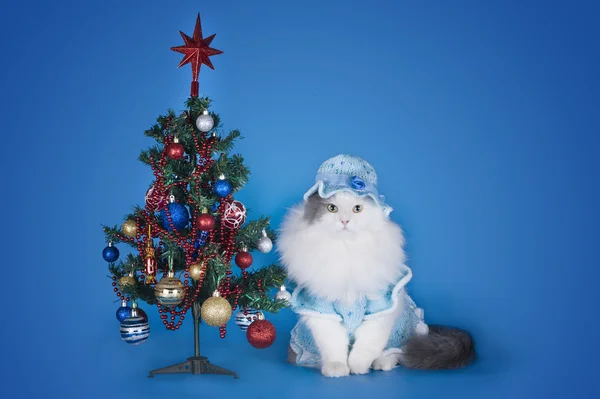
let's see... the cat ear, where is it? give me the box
[303,193,328,224]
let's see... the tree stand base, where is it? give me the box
[148,356,238,378]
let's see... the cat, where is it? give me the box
[277,156,475,377]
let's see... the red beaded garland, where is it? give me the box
[108,123,264,336]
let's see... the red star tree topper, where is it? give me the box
[171,13,223,97]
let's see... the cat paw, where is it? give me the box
[321,362,350,378]
[372,353,400,371]
[348,349,375,375]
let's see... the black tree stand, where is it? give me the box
[148,302,238,378]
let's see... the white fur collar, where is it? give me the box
[277,198,407,306]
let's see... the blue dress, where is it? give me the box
[288,265,428,367]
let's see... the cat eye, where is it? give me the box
[327,204,338,213]
[353,205,363,213]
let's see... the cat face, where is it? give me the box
[304,191,385,235]
[278,190,405,303]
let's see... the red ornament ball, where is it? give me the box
[235,250,253,270]
[246,319,276,349]
[166,142,185,160]
[196,213,215,231]
[221,200,246,229]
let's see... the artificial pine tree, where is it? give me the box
[100,13,288,378]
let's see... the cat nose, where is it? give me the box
[341,220,349,225]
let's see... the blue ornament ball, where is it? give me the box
[102,244,119,262]
[116,304,132,322]
[214,179,232,198]
[235,308,260,332]
[194,231,209,249]
[120,315,150,345]
[160,202,190,231]
[211,201,220,212]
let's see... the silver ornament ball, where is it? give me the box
[275,285,292,304]
[257,230,273,254]
[196,110,214,133]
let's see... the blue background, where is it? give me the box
[2,1,599,398]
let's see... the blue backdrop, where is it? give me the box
[2,1,599,398]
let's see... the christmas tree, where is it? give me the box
[100,13,289,378]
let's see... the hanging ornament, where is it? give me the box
[144,226,157,284]
[222,200,246,230]
[120,306,150,345]
[166,137,185,160]
[201,290,232,327]
[275,285,292,304]
[246,312,276,349]
[235,308,260,332]
[196,207,215,231]
[145,183,167,212]
[256,229,273,254]
[235,247,253,270]
[196,109,215,132]
[102,242,119,263]
[118,272,137,292]
[160,195,190,231]
[214,174,232,198]
[211,201,220,212]
[122,219,138,238]
[189,261,206,281]
[194,231,209,249]
[155,269,185,307]
[116,300,132,323]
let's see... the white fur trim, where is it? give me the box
[415,322,429,336]
[363,268,413,321]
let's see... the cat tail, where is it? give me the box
[398,324,476,370]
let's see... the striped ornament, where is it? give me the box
[120,316,150,345]
[235,308,260,332]
[155,276,185,307]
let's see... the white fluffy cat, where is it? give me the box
[278,181,475,377]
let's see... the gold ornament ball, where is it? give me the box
[118,275,137,291]
[122,220,138,237]
[201,294,232,326]
[155,275,185,307]
[189,262,205,281]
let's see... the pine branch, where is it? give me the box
[212,129,241,154]
[231,263,288,313]
[236,216,275,249]
[143,122,165,143]
[139,146,163,166]
[211,153,250,191]
[243,295,289,314]
[242,264,287,289]
[102,225,138,248]
[188,190,215,211]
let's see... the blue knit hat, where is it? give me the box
[303,154,393,217]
